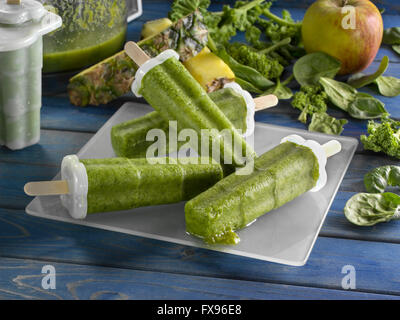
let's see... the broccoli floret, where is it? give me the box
[227,43,284,80]
[291,85,329,123]
[361,118,400,159]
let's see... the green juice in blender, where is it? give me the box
[41,0,127,73]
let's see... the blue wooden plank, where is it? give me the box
[1,208,400,295]
[41,96,121,133]
[0,162,58,210]
[1,256,397,300]
[0,130,92,166]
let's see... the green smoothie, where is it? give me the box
[43,28,126,73]
[80,157,224,214]
[111,88,249,158]
[41,0,127,73]
[185,142,320,245]
[0,39,43,150]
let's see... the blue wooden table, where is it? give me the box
[1,0,400,300]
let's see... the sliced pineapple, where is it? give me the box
[183,47,235,90]
[141,18,173,39]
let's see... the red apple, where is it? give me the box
[302,0,383,75]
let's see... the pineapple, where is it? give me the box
[68,11,208,107]
[141,18,173,39]
[183,47,235,92]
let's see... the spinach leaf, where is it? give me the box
[383,27,400,45]
[319,77,357,111]
[293,52,341,87]
[364,166,400,193]
[235,77,263,94]
[347,93,389,119]
[262,76,293,100]
[375,76,400,97]
[319,77,388,119]
[382,28,400,55]
[344,192,400,226]
[308,113,348,135]
[347,56,389,89]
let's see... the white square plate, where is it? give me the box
[26,102,358,266]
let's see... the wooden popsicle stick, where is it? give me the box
[7,0,21,4]
[125,42,150,67]
[24,181,69,196]
[322,140,342,158]
[254,95,278,111]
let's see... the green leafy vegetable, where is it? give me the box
[211,0,269,45]
[364,166,400,193]
[291,85,328,123]
[245,25,262,47]
[382,28,400,56]
[319,77,357,109]
[348,93,389,120]
[168,0,211,22]
[216,47,275,91]
[168,0,269,46]
[258,37,292,55]
[293,52,341,87]
[262,76,293,100]
[235,77,263,94]
[228,42,284,80]
[361,118,400,159]
[347,56,389,89]
[375,76,400,97]
[344,192,400,226]
[319,77,388,119]
[383,27,400,45]
[261,7,302,44]
[308,113,348,136]
[244,3,303,63]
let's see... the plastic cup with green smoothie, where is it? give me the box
[0,0,61,150]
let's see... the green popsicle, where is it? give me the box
[81,157,224,214]
[185,141,320,245]
[127,43,256,169]
[111,87,248,158]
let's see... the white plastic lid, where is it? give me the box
[281,135,328,193]
[0,0,46,24]
[60,155,88,220]
[131,49,180,97]
[0,0,62,52]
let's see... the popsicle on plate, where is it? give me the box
[125,42,257,169]
[185,135,342,245]
[111,83,278,158]
[24,156,224,219]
